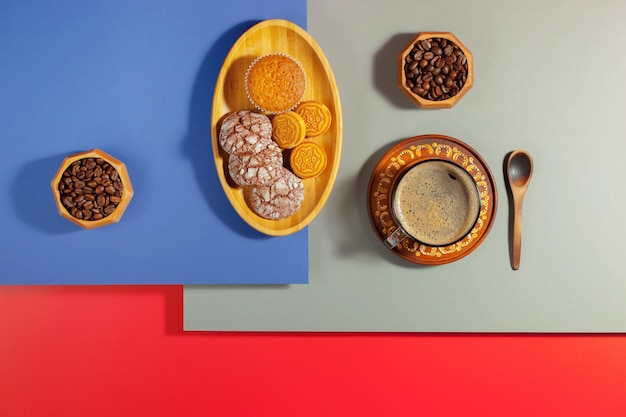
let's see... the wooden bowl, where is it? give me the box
[51,149,134,229]
[398,32,473,109]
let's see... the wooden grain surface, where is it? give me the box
[211,19,342,236]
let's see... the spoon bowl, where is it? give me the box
[505,150,533,270]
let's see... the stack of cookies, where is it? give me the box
[219,110,304,220]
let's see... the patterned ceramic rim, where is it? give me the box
[366,134,497,265]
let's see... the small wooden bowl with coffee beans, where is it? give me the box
[51,149,134,229]
[398,32,473,109]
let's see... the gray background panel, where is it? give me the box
[184,0,626,332]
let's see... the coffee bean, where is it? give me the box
[62,196,75,207]
[404,37,468,101]
[57,156,124,221]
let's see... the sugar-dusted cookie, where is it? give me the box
[228,141,284,187]
[219,110,273,156]
[249,168,304,220]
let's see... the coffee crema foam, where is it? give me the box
[392,160,480,246]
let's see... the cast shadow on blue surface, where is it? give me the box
[181,20,268,240]
[11,154,78,234]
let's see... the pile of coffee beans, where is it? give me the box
[404,37,468,101]
[58,157,123,221]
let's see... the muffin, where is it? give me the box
[295,101,332,137]
[271,111,306,149]
[245,53,306,114]
[289,141,327,179]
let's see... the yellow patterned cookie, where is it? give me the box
[289,141,327,179]
[271,111,306,149]
[295,101,332,137]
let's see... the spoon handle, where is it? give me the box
[511,196,524,270]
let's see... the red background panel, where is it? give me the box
[1,286,626,417]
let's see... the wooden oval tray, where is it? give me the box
[367,134,497,265]
[212,19,342,236]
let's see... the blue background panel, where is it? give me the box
[0,0,308,284]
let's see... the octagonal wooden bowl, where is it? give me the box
[51,149,134,230]
[398,32,473,109]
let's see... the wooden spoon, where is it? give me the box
[505,150,533,270]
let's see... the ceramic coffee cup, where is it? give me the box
[384,159,481,249]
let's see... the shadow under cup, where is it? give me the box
[385,159,481,248]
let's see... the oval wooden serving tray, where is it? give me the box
[212,19,342,236]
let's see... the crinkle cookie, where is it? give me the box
[228,141,284,187]
[219,110,272,156]
[249,168,304,220]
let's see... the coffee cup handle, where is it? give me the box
[384,227,409,249]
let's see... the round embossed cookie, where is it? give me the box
[271,111,306,149]
[228,141,284,187]
[289,141,327,179]
[219,110,273,156]
[249,168,304,220]
[295,101,332,137]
